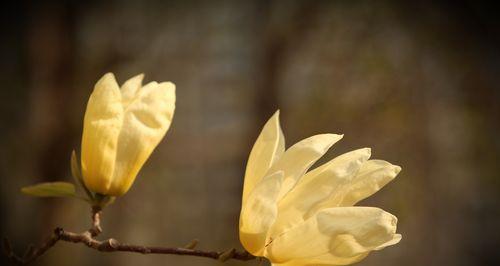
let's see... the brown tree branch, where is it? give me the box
[2,207,255,265]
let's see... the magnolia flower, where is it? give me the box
[81,73,175,196]
[239,111,401,265]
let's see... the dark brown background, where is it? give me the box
[1,1,499,265]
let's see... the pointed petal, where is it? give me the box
[295,159,401,214]
[337,160,401,206]
[267,134,343,201]
[266,207,399,265]
[121,73,144,107]
[107,81,176,196]
[81,73,123,194]
[242,111,285,203]
[270,148,371,236]
[240,171,284,256]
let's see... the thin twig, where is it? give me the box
[89,206,102,237]
[2,207,255,265]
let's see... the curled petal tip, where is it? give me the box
[394,165,402,174]
[375,233,402,250]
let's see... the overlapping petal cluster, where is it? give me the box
[239,111,401,265]
[81,73,175,196]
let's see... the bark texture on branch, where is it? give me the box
[2,207,255,265]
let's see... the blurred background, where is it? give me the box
[1,1,499,265]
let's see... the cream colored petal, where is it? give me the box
[336,160,401,206]
[300,159,401,213]
[106,81,176,196]
[243,111,285,203]
[273,252,369,266]
[121,73,144,108]
[267,134,343,201]
[81,73,123,194]
[374,233,402,250]
[240,171,284,256]
[271,261,306,266]
[266,207,399,265]
[270,148,371,236]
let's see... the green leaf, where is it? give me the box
[21,182,76,198]
[71,150,94,200]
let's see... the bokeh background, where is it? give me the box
[1,1,499,265]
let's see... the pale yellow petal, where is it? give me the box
[309,159,400,210]
[266,207,399,265]
[240,171,283,256]
[267,134,343,201]
[107,81,176,196]
[374,233,402,250]
[121,73,144,108]
[271,262,305,266]
[270,148,371,236]
[81,73,123,194]
[274,252,369,266]
[336,160,401,206]
[243,111,285,203]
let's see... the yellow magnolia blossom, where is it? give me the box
[239,111,401,266]
[81,73,175,196]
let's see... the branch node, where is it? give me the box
[54,227,64,237]
[138,247,151,254]
[183,239,199,249]
[218,248,236,262]
[99,238,119,251]
[110,239,119,248]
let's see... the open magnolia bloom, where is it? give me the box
[81,73,175,196]
[239,111,401,266]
